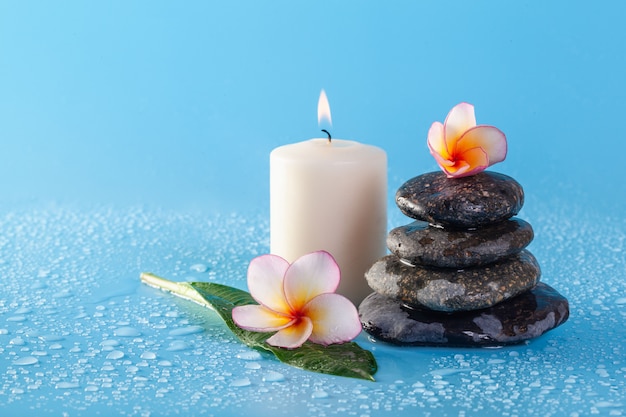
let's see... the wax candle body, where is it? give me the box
[270,138,387,305]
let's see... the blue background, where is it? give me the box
[1,1,625,416]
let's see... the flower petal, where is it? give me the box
[427,121,450,160]
[456,125,507,165]
[283,251,341,312]
[247,254,291,314]
[443,102,476,146]
[303,293,362,345]
[431,150,456,170]
[232,304,295,332]
[447,147,489,178]
[266,316,313,349]
[441,160,470,178]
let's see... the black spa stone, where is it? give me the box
[396,171,524,228]
[358,282,569,347]
[365,250,541,312]
[387,218,534,268]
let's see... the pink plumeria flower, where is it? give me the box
[232,251,362,349]
[428,102,507,178]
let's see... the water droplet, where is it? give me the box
[190,264,208,273]
[168,325,204,336]
[262,371,285,382]
[13,356,38,366]
[55,382,80,389]
[140,351,157,360]
[236,350,262,361]
[311,390,329,399]
[230,377,251,387]
[245,362,261,370]
[40,334,64,342]
[31,281,47,290]
[114,327,141,337]
[595,401,624,408]
[84,385,99,392]
[9,337,26,346]
[158,360,173,367]
[32,351,48,356]
[166,340,190,351]
[49,343,63,350]
[52,290,72,299]
[430,368,471,376]
[0,329,8,335]
[7,316,27,322]
[106,350,125,360]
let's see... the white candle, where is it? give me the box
[270,138,387,305]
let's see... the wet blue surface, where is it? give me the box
[1,2,625,416]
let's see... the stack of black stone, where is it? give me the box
[359,171,569,347]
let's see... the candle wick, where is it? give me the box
[321,129,332,143]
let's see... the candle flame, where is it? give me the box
[317,89,332,127]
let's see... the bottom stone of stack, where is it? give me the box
[359,282,569,347]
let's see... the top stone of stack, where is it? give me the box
[396,171,524,228]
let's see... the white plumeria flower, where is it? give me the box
[232,251,362,349]
[428,102,507,178]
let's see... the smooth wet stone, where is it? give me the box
[387,218,534,268]
[359,282,569,347]
[365,250,540,312]
[396,171,524,228]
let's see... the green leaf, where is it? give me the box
[140,272,377,381]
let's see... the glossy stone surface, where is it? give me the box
[359,282,570,347]
[396,171,524,228]
[365,250,541,312]
[387,218,534,268]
